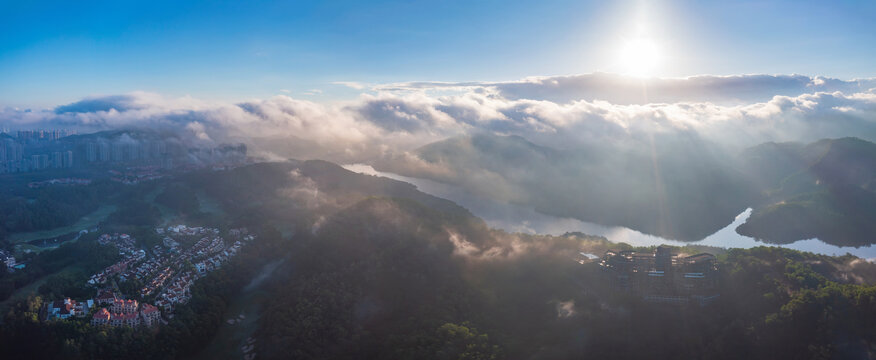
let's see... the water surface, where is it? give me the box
[344,164,876,260]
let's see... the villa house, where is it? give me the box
[111,299,139,314]
[46,298,93,320]
[140,303,161,327]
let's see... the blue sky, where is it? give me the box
[1,0,875,107]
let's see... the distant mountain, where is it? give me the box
[807,137,876,191]
[376,133,756,241]
[737,141,807,193]
[189,159,484,232]
[63,129,175,142]
[737,137,876,246]
[375,134,876,246]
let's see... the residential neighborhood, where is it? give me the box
[42,225,254,329]
[0,249,18,272]
[89,296,161,328]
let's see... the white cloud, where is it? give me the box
[332,81,367,90]
[377,73,876,105]
[185,121,212,141]
[2,74,876,163]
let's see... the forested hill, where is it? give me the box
[1,158,875,359]
[295,159,477,217]
[187,159,480,231]
[739,137,876,195]
[737,137,876,245]
[256,195,876,360]
[0,159,488,359]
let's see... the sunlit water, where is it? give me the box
[343,164,876,260]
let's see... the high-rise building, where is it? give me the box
[139,142,150,160]
[52,152,63,168]
[99,143,110,162]
[4,144,22,172]
[112,143,124,162]
[86,143,97,162]
[0,144,6,174]
[7,142,22,162]
[3,141,21,172]
[64,151,74,168]
[150,142,161,159]
[126,143,139,161]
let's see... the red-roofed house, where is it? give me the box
[112,299,138,314]
[140,303,161,326]
[92,308,111,326]
[47,298,93,320]
[110,312,141,327]
[96,290,116,305]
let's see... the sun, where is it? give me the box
[619,37,661,77]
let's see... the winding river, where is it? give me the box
[343,164,876,260]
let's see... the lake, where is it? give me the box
[343,164,876,260]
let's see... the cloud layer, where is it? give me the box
[378,73,876,105]
[2,73,876,163]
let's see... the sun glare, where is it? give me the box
[619,37,661,77]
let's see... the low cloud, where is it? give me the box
[281,169,334,209]
[54,94,143,114]
[1,73,875,164]
[555,300,577,318]
[445,228,606,263]
[377,73,876,105]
